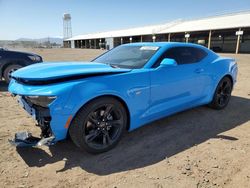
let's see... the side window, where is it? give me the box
[153,47,207,67]
[189,47,208,63]
[165,47,207,65]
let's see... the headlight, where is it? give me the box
[28,55,41,62]
[25,96,56,107]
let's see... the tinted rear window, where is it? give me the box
[153,46,208,67]
[165,47,207,65]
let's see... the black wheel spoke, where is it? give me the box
[218,94,225,105]
[218,97,221,105]
[223,86,231,94]
[216,93,221,98]
[108,119,122,128]
[103,105,113,119]
[224,82,230,89]
[102,131,111,145]
[88,112,99,125]
[103,135,107,145]
[85,130,100,143]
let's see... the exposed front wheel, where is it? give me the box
[209,76,233,110]
[69,97,127,154]
[3,64,22,83]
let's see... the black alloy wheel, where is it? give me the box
[69,97,127,154]
[209,76,232,110]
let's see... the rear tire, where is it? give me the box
[209,76,232,110]
[3,64,22,83]
[69,97,127,154]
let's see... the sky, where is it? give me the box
[0,0,250,40]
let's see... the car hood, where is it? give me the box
[11,62,131,82]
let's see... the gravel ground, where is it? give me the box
[0,48,249,188]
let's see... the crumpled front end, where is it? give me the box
[8,79,76,147]
[9,95,56,147]
[7,61,131,147]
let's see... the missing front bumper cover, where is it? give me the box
[9,131,55,147]
[9,96,55,147]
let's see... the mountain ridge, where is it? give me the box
[16,37,63,44]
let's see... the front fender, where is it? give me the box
[64,80,129,117]
[63,70,151,132]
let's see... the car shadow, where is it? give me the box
[0,81,8,92]
[16,95,250,175]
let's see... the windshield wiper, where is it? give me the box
[109,64,120,69]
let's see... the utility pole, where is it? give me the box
[235,28,243,54]
[208,30,212,49]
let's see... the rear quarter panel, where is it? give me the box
[206,56,237,100]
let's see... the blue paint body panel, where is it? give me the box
[8,42,238,142]
[13,62,131,80]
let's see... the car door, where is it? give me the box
[148,46,209,120]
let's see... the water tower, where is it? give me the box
[63,13,72,39]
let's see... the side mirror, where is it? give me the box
[160,58,177,67]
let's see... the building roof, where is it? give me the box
[66,11,250,41]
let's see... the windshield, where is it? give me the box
[93,45,159,69]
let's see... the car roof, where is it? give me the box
[123,42,207,49]
[121,42,218,68]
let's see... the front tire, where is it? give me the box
[69,97,127,154]
[3,64,22,83]
[209,76,233,110]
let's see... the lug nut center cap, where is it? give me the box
[99,122,106,128]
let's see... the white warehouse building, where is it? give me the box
[64,11,250,54]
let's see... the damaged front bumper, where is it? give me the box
[9,132,55,147]
[9,96,56,147]
[8,78,77,147]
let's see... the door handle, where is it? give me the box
[195,68,204,73]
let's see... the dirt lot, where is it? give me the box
[0,48,250,188]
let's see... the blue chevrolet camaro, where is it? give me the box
[8,42,238,153]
